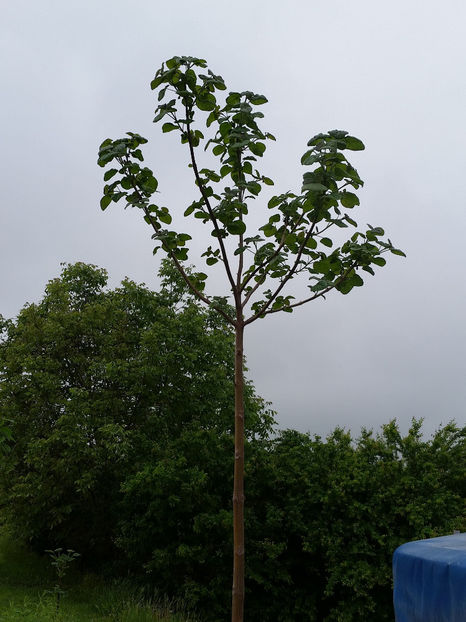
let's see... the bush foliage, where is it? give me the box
[117,421,465,621]
[1,263,464,621]
[0,262,271,562]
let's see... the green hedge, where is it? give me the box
[117,421,465,621]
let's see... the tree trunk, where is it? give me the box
[231,320,245,622]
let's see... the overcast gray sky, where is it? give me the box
[2,1,465,438]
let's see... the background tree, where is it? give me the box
[0,262,271,560]
[97,55,404,621]
[0,317,13,455]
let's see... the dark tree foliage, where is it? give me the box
[244,422,465,622]
[0,262,272,561]
[117,420,465,621]
[118,427,236,619]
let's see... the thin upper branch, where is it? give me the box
[244,261,358,324]
[241,178,349,298]
[121,156,235,326]
[236,152,245,293]
[244,212,322,323]
[241,214,305,308]
[185,116,237,295]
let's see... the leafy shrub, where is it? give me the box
[245,421,465,621]
[118,428,235,619]
[117,420,465,621]
[0,263,271,562]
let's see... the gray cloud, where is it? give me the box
[2,0,465,437]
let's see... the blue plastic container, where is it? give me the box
[393,533,466,621]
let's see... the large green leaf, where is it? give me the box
[345,136,365,151]
[100,195,112,210]
[249,142,266,157]
[341,192,360,208]
[250,94,268,105]
[227,220,246,235]
[302,182,327,193]
[162,122,178,133]
[159,211,172,225]
[104,169,118,181]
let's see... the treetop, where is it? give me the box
[98,55,404,326]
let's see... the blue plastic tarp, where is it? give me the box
[393,533,466,622]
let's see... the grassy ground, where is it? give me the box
[0,530,195,621]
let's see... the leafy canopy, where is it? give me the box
[98,55,404,324]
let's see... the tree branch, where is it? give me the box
[245,261,358,324]
[185,115,237,295]
[240,213,305,305]
[236,151,245,293]
[241,179,349,298]
[120,156,235,326]
[244,210,322,323]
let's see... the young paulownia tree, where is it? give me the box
[98,55,404,622]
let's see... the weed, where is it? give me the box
[45,548,80,615]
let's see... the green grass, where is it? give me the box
[0,529,196,621]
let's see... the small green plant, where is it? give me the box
[45,547,80,614]
[1,594,59,621]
